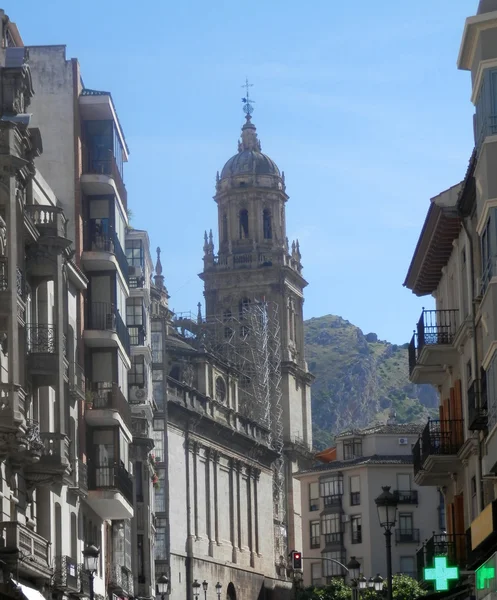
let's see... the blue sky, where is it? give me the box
[10,0,475,344]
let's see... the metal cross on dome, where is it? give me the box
[424,556,459,591]
[241,78,255,117]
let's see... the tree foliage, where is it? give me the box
[298,575,426,600]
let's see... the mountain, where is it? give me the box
[304,315,439,450]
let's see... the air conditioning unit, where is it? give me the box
[105,313,116,330]
[128,266,144,278]
[342,514,350,523]
[129,386,147,403]
[399,437,409,445]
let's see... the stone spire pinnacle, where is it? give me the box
[154,246,164,289]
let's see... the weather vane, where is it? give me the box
[241,77,255,117]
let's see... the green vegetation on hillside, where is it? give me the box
[305,315,438,450]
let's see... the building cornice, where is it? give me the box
[458,11,497,71]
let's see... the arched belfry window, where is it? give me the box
[222,213,228,243]
[263,209,272,239]
[239,209,249,239]
[239,297,251,320]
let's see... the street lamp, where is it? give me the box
[157,574,169,600]
[375,486,398,600]
[202,580,208,600]
[368,577,375,590]
[192,579,201,600]
[215,582,222,600]
[374,574,384,593]
[82,544,100,600]
[347,556,361,581]
[358,576,368,591]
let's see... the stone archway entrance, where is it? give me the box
[227,582,236,600]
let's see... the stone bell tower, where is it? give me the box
[200,95,313,560]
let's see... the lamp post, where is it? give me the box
[202,580,208,600]
[215,582,222,600]
[375,486,398,600]
[157,574,169,600]
[82,544,100,600]
[347,557,361,600]
[373,575,384,593]
[193,580,201,600]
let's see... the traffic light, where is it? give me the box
[292,550,302,571]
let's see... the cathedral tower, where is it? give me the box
[200,99,313,559]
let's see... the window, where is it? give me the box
[320,475,343,505]
[112,520,132,571]
[155,518,167,560]
[472,476,478,520]
[151,320,163,363]
[311,563,322,586]
[351,515,362,544]
[153,368,164,410]
[309,482,319,511]
[322,551,346,578]
[343,438,362,459]
[239,297,251,319]
[239,209,249,239]
[222,213,228,242]
[399,513,413,532]
[481,210,497,294]
[475,67,497,147]
[136,461,143,502]
[310,520,320,548]
[126,239,143,268]
[154,468,166,512]
[137,534,145,582]
[322,514,342,544]
[400,556,415,579]
[350,475,360,505]
[215,377,226,403]
[129,355,145,388]
[487,353,497,431]
[438,491,446,530]
[263,209,272,239]
[153,420,164,462]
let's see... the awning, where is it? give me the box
[12,580,47,600]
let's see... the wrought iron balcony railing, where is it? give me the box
[27,325,57,353]
[86,302,130,354]
[394,490,418,504]
[409,309,459,375]
[69,458,88,496]
[414,419,464,476]
[351,531,362,544]
[310,536,320,549]
[395,528,420,543]
[88,462,133,505]
[86,231,129,282]
[467,379,488,431]
[87,381,131,428]
[69,362,86,399]
[39,433,71,463]
[419,533,468,574]
[108,564,133,596]
[53,555,78,591]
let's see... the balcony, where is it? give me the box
[0,258,25,320]
[0,384,26,430]
[69,458,88,497]
[0,521,51,579]
[87,463,134,520]
[394,490,419,504]
[84,302,130,356]
[322,495,342,512]
[82,231,129,283]
[468,379,488,431]
[86,382,132,431]
[408,309,459,385]
[78,566,91,597]
[69,362,86,401]
[24,205,71,248]
[395,528,420,544]
[26,325,61,386]
[53,555,79,592]
[310,536,320,549]
[24,432,71,484]
[131,417,152,441]
[351,531,362,544]
[82,148,127,209]
[413,419,464,485]
[129,325,146,347]
[108,564,134,597]
[417,533,468,584]
[324,532,344,547]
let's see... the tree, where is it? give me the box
[298,575,426,600]
[361,575,427,600]
[298,578,351,600]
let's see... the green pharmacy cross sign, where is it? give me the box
[424,556,460,591]
[476,564,495,590]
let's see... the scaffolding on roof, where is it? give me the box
[173,299,287,567]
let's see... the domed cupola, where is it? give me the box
[217,114,284,192]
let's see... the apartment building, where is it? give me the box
[0,10,159,600]
[296,424,440,588]
[403,2,497,597]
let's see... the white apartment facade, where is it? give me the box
[296,424,441,588]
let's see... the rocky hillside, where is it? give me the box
[305,315,439,450]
